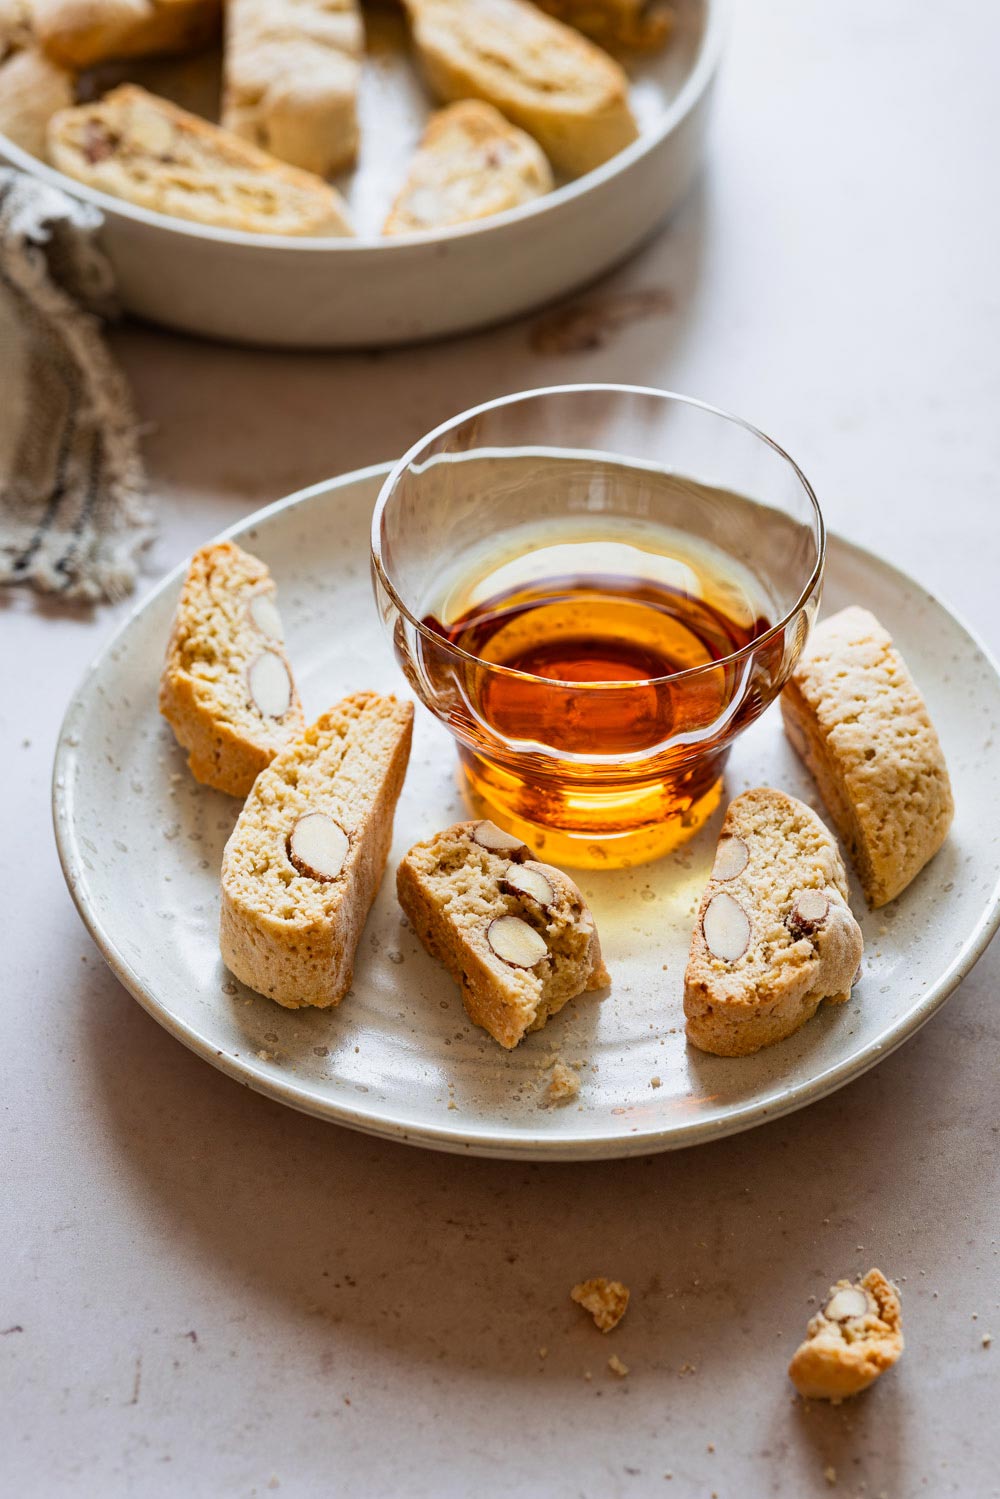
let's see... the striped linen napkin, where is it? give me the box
[0,166,152,602]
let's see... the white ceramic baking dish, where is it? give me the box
[0,0,725,347]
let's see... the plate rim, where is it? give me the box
[1,0,727,254]
[52,461,1000,1160]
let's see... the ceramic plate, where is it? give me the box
[0,3,724,346]
[53,465,1000,1159]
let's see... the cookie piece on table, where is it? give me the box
[383,100,552,236]
[571,1277,629,1331]
[403,0,638,177]
[159,541,304,797]
[781,605,954,908]
[788,1269,903,1401]
[33,0,220,68]
[684,787,863,1057]
[220,695,414,1008]
[222,0,363,176]
[535,0,674,51]
[397,819,609,1049]
[47,85,354,235]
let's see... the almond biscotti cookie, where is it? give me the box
[383,100,552,235]
[397,818,609,1049]
[403,0,638,176]
[34,0,220,68]
[47,85,354,235]
[684,787,863,1057]
[222,0,363,176]
[536,0,674,51]
[0,0,33,53]
[159,541,304,797]
[0,46,74,155]
[220,695,414,1008]
[0,4,75,159]
[788,1269,903,1400]
[781,606,954,908]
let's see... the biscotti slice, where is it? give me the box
[788,1269,903,1401]
[220,695,414,1008]
[536,0,674,51]
[684,787,863,1057]
[781,606,954,908]
[0,0,33,54]
[34,0,220,69]
[397,818,609,1049]
[383,100,552,235]
[222,0,363,176]
[403,0,638,177]
[159,541,304,797]
[0,47,74,157]
[47,85,353,235]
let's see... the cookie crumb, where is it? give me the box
[571,1278,629,1332]
[608,1354,629,1377]
[545,1060,581,1106]
[982,1333,993,1348]
[824,1466,837,1486]
[538,1347,548,1359]
[650,1076,662,1089]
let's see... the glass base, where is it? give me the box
[457,751,725,870]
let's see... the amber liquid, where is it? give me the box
[416,523,778,865]
[426,570,769,757]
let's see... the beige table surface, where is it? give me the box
[4,1,999,1494]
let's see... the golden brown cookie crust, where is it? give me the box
[781,606,954,908]
[220,694,414,1008]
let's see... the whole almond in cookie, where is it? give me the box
[288,813,349,882]
[684,787,864,1057]
[397,819,608,1049]
[487,914,548,968]
[500,862,556,908]
[247,650,293,719]
[701,891,751,962]
[711,836,749,881]
[471,819,528,854]
[248,590,284,640]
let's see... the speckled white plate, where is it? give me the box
[53,464,1000,1159]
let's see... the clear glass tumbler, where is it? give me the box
[371,386,824,868]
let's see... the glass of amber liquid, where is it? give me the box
[371,386,824,868]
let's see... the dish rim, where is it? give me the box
[1,0,727,253]
[51,460,1000,1160]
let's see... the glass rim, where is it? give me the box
[370,384,826,691]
